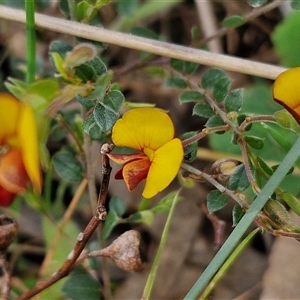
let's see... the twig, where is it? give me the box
[198,0,286,47]
[239,115,276,132]
[17,144,113,300]
[0,5,286,79]
[0,216,18,300]
[181,163,249,209]
[195,0,222,53]
[181,125,230,147]
[201,203,226,249]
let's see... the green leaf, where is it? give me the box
[232,205,244,226]
[117,0,138,16]
[109,196,126,217]
[82,114,99,134]
[49,40,73,59]
[166,77,188,89]
[222,15,246,28]
[179,90,205,103]
[272,11,300,67]
[93,103,119,133]
[206,190,228,213]
[170,58,199,75]
[126,210,154,225]
[291,0,300,10]
[213,77,232,102]
[62,270,101,300]
[261,123,294,153]
[90,56,107,76]
[201,68,226,90]
[101,210,119,240]
[256,156,273,176]
[91,71,114,99]
[4,77,27,99]
[27,79,59,102]
[228,164,250,191]
[274,110,300,134]
[77,94,95,109]
[143,66,169,78]
[225,88,243,112]
[75,63,97,82]
[278,191,300,217]
[205,115,225,129]
[59,0,71,18]
[151,191,183,214]
[193,103,214,118]
[247,0,268,7]
[52,151,84,182]
[236,114,252,131]
[77,0,94,20]
[181,131,198,162]
[102,90,125,114]
[271,164,294,175]
[244,135,264,150]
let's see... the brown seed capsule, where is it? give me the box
[211,158,242,183]
[100,230,143,272]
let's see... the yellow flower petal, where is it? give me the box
[142,138,183,199]
[17,103,42,193]
[0,94,21,146]
[273,67,300,123]
[112,108,175,151]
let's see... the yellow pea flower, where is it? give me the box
[107,108,183,199]
[0,93,41,206]
[273,67,300,123]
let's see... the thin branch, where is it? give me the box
[181,163,249,209]
[198,0,286,47]
[0,5,286,79]
[17,144,113,300]
[195,0,222,53]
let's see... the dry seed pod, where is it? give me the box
[100,230,143,272]
[0,215,18,251]
[211,158,242,183]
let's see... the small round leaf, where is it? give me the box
[53,152,84,182]
[193,103,214,118]
[201,68,226,90]
[207,190,228,213]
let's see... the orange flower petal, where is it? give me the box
[143,138,183,199]
[122,157,150,191]
[107,153,146,164]
[111,108,175,151]
[0,149,29,194]
[273,67,300,123]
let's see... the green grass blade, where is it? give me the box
[142,189,181,299]
[25,0,36,84]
